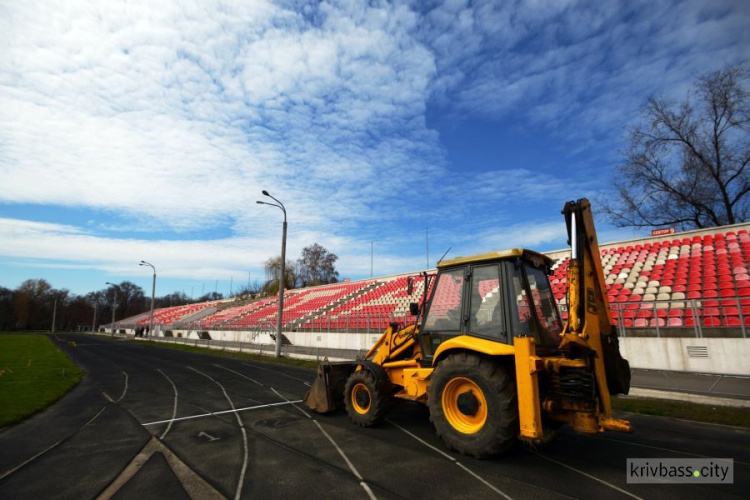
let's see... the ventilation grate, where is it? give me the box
[686,345,709,358]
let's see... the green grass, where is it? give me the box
[135,339,320,371]
[613,395,750,428]
[0,334,84,428]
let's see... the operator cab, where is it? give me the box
[418,249,563,364]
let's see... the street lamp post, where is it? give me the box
[105,282,119,336]
[257,190,287,358]
[140,261,156,338]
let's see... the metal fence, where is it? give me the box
[109,300,748,339]
[608,298,748,338]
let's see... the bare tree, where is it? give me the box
[14,279,52,329]
[298,243,339,287]
[197,291,224,302]
[231,280,263,300]
[602,66,749,230]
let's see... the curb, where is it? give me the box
[626,387,750,408]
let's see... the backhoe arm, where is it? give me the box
[560,199,631,427]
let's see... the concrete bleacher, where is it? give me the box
[115,222,750,336]
[133,300,220,327]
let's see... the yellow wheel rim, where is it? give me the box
[441,377,487,434]
[351,383,371,414]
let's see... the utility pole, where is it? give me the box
[51,298,57,333]
[257,190,287,358]
[106,282,119,336]
[230,276,233,296]
[92,303,97,333]
[426,227,430,268]
[371,241,374,278]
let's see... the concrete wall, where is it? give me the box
[156,329,748,375]
[620,337,750,376]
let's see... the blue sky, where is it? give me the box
[0,0,748,297]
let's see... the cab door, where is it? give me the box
[465,263,508,343]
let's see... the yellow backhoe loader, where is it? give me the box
[304,199,632,458]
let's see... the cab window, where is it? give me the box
[423,268,464,332]
[468,265,503,337]
[506,261,562,346]
[508,266,533,336]
[525,265,563,342]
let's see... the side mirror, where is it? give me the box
[409,302,419,316]
[407,277,413,295]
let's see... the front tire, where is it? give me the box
[344,369,390,427]
[428,353,518,458]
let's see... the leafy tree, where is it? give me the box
[297,243,339,287]
[263,256,297,295]
[602,66,749,230]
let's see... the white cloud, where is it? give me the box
[0,0,441,235]
[0,0,747,288]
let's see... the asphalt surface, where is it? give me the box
[0,333,747,499]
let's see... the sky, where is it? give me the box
[0,0,748,298]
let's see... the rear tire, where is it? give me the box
[344,369,390,427]
[428,353,518,458]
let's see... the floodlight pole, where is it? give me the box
[106,282,119,336]
[257,191,287,358]
[140,261,156,338]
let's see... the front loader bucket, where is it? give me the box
[303,361,356,413]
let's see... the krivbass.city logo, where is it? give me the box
[627,458,734,484]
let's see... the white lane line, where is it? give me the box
[141,400,304,426]
[386,419,513,498]
[456,462,514,500]
[313,420,363,480]
[213,364,263,386]
[188,367,249,500]
[271,387,311,419]
[268,386,375,498]
[595,436,750,467]
[0,405,107,481]
[527,450,643,500]
[157,369,179,440]
[386,419,455,461]
[117,371,129,402]
[241,362,312,386]
[312,420,378,499]
[360,481,378,500]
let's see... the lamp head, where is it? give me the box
[256,201,264,205]
[262,190,269,196]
